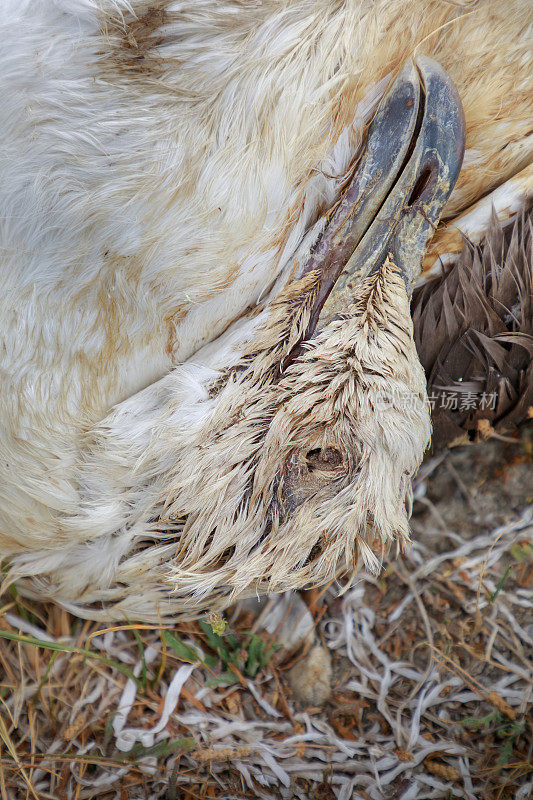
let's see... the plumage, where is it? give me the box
[413,209,533,449]
[0,0,532,621]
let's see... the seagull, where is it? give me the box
[1,0,531,621]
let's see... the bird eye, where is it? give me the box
[305,446,343,472]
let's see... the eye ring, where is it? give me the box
[305,446,343,473]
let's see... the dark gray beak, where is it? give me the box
[290,56,465,347]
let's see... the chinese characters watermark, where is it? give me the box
[372,389,498,413]
[428,390,497,412]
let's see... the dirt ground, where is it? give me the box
[1,431,532,800]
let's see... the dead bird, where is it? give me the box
[0,1,531,621]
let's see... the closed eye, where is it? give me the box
[306,446,343,473]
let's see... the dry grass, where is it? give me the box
[1,437,532,800]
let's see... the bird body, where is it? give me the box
[1,0,532,620]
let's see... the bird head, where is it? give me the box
[153,57,465,612]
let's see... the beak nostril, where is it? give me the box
[407,165,433,206]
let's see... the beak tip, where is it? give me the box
[415,55,466,158]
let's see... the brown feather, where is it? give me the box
[413,208,533,449]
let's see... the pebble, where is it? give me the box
[288,644,332,706]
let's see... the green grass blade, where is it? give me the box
[0,629,143,690]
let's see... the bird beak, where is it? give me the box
[292,56,465,344]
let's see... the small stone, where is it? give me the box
[288,645,332,706]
